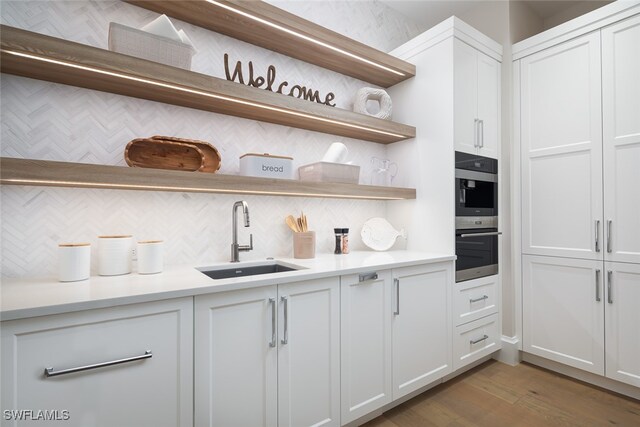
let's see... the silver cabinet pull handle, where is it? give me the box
[269,297,276,348]
[479,119,484,148]
[44,350,152,378]
[607,271,613,304]
[459,231,502,238]
[474,119,479,148]
[470,295,489,303]
[595,220,600,252]
[470,335,489,345]
[281,295,289,345]
[393,278,400,316]
[595,269,601,302]
[359,272,378,283]
[607,220,612,253]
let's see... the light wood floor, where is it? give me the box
[363,360,640,427]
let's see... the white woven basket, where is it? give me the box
[108,22,195,70]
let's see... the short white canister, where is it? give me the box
[137,240,164,274]
[58,243,91,282]
[98,235,133,276]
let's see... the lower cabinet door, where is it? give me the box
[0,298,193,427]
[605,262,640,387]
[194,286,278,427]
[340,270,393,424]
[453,313,500,370]
[523,255,605,375]
[278,277,340,427]
[392,262,452,400]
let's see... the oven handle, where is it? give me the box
[458,231,503,238]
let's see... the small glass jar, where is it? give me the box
[341,228,350,254]
[334,228,342,254]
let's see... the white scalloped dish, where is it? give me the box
[361,217,406,251]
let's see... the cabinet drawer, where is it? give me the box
[453,313,500,370]
[1,298,193,427]
[453,275,498,326]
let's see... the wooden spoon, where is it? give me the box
[285,215,300,232]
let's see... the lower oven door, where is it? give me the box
[455,228,500,282]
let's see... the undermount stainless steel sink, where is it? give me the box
[197,261,304,280]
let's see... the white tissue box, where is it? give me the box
[240,153,294,179]
[108,22,195,70]
[298,162,360,184]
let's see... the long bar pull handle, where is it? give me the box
[44,350,152,377]
[459,232,503,238]
[470,335,489,345]
[269,297,276,348]
[474,119,479,148]
[607,220,612,253]
[393,278,400,316]
[595,269,601,302]
[595,220,600,252]
[281,295,289,345]
[359,272,378,283]
[470,295,489,303]
[479,119,484,148]
[607,271,613,304]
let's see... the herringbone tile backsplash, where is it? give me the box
[0,1,423,278]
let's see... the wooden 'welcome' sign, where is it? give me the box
[224,54,336,107]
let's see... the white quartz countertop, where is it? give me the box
[1,251,455,321]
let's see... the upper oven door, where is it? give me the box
[455,169,498,217]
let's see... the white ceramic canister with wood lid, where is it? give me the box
[58,243,91,282]
[98,235,133,276]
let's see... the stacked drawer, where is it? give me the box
[452,275,501,370]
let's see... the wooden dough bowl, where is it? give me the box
[125,137,221,173]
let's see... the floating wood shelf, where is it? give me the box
[125,0,416,88]
[0,158,417,200]
[0,25,415,144]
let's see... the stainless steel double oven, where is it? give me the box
[455,151,500,282]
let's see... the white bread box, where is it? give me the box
[239,153,294,179]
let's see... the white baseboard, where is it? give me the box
[523,352,640,400]
[493,335,521,366]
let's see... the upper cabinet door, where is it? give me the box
[602,15,640,264]
[521,32,603,260]
[454,38,480,156]
[476,51,500,159]
[454,39,501,159]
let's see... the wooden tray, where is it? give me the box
[151,135,221,173]
[125,138,205,172]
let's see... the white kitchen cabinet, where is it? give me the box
[453,313,500,371]
[522,255,605,375]
[454,38,500,159]
[605,262,640,387]
[340,270,393,424]
[520,31,603,260]
[453,275,499,326]
[194,286,278,427]
[602,14,640,265]
[277,277,340,427]
[195,277,340,427]
[0,298,193,427]
[392,262,452,400]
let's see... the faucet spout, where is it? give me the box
[231,201,253,262]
